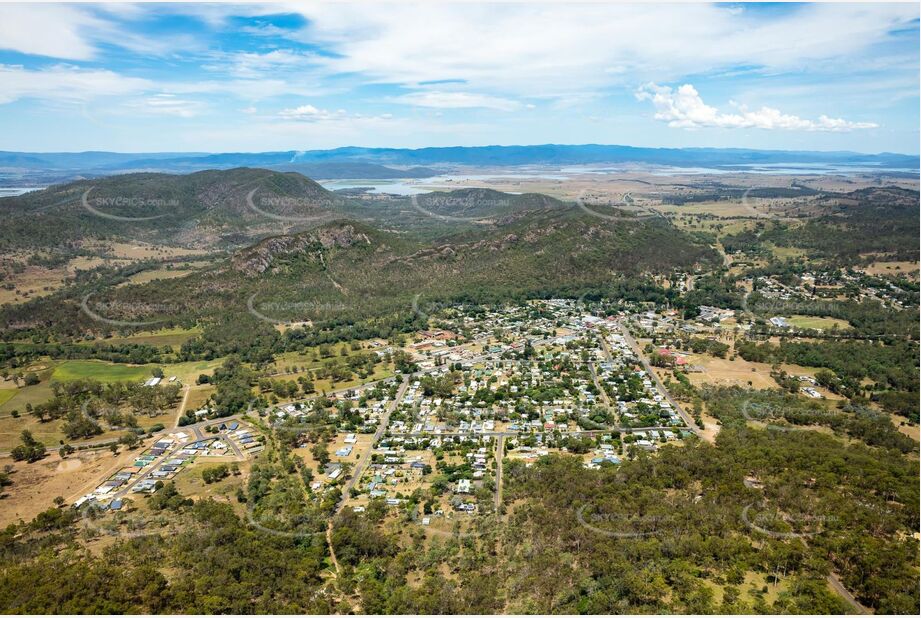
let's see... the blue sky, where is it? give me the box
[0,2,917,154]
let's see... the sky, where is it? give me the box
[0,1,918,154]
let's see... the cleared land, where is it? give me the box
[0,445,145,526]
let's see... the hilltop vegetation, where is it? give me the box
[1,195,719,349]
[721,186,919,265]
[0,168,345,252]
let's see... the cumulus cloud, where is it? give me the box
[636,83,878,132]
[277,104,346,122]
[394,91,523,111]
[277,104,393,125]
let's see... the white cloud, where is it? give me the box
[278,104,344,122]
[0,4,101,60]
[277,104,393,125]
[0,63,299,110]
[129,94,205,118]
[291,2,918,101]
[0,63,152,104]
[394,91,523,111]
[636,83,878,132]
[0,3,206,60]
[203,49,325,79]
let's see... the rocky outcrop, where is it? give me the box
[231,224,369,276]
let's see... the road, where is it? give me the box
[339,376,409,504]
[589,357,617,424]
[2,386,201,458]
[402,426,681,439]
[494,434,505,512]
[108,414,246,500]
[825,573,868,615]
[172,385,192,428]
[613,321,703,438]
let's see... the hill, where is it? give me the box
[1,208,719,343]
[0,168,346,251]
[721,186,920,263]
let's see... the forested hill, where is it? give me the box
[721,185,920,263]
[0,208,719,343]
[0,168,346,251]
[1,169,596,251]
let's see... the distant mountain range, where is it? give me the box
[0,144,916,185]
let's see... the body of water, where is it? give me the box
[0,187,44,197]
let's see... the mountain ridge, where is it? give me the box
[2,144,916,174]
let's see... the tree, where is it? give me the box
[119,432,141,449]
[201,464,230,484]
[311,442,331,467]
[11,430,46,463]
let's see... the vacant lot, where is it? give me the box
[0,389,16,407]
[0,264,66,304]
[0,444,146,526]
[92,241,210,260]
[684,351,841,399]
[862,260,919,279]
[173,456,250,512]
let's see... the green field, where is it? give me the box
[786,315,851,331]
[0,389,16,407]
[89,326,202,350]
[51,360,154,383]
[0,380,54,415]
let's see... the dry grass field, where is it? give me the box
[683,351,842,400]
[91,241,210,260]
[861,260,919,279]
[0,443,150,526]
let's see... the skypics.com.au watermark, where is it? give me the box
[574,189,660,222]
[740,398,812,433]
[411,293,463,323]
[246,292,348,325]
[741,503,837,539]
[576,504,685,538]
[81,188,175,222]
[246,188,337,223]
[741,293,841,318]
[81,293,183,327]
[410,194,511,222]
